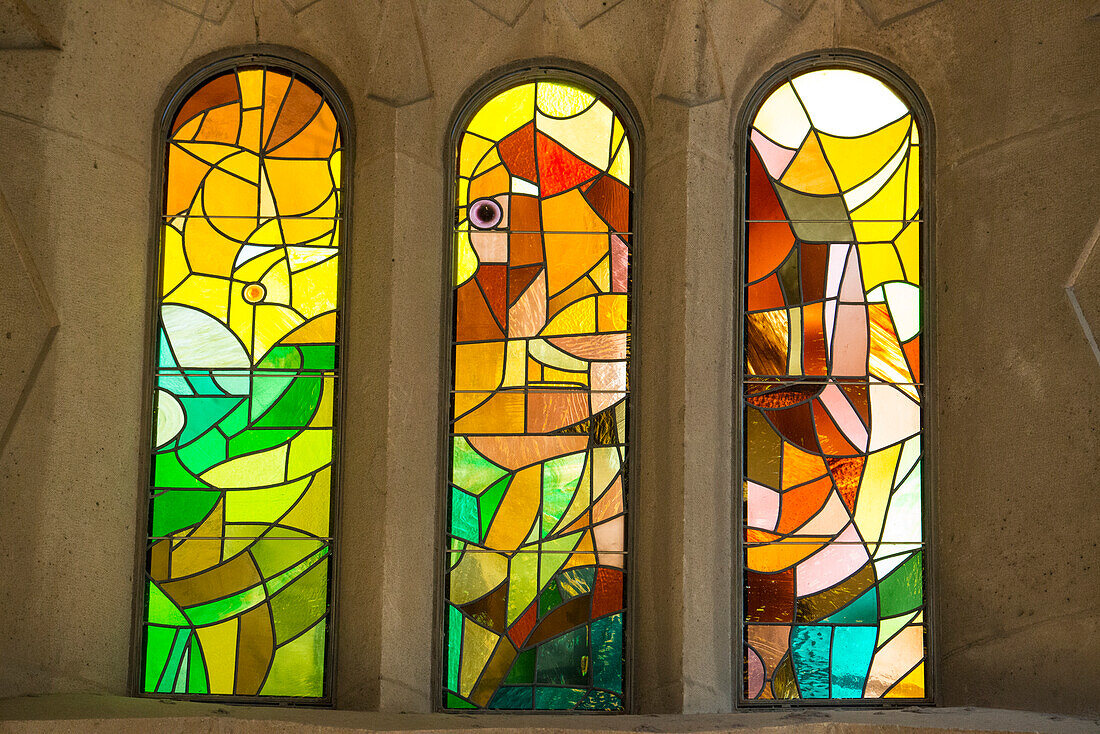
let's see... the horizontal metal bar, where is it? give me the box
[446,549,626,554]
[453,229,632,236]
[147,536,335,541]
[162,215,343,221]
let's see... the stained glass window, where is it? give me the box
[741,66,929,703]
[140,61,346,700]
[442,76,634,711]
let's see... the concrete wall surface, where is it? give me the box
[1,695,1099,734]
[0,0,1097,718]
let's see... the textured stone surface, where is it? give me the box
[0,0,60,49]
[2,695,1099,733]
[0,0,1097,718]
[0,187,57,453]
[1068,221,1100,366]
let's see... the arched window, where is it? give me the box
[137,55,350,701]
[739,57,931,703]
[441,69,637,711]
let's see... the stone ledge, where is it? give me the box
[0,695,1097,734]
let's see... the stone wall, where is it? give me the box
[0,0,1096,717]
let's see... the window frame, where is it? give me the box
[129,46,356,706]
[434,59,645,714]
[732,49,938,708]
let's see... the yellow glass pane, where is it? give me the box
[853,442,902,552]
[819,115,911,191]
[460,133,494,178]
[196,620,238,694]
[859,242,905,291]
[466,82,535,140]
[608,135,631,184]
[536,80,596,117]
[290,257,338,316]
[895,220,920,285]
[843,138,908,211]
[906,145,920,218]
[202,444,288,488]
[454,342,506,391]
[280,467,332,536]
[163,275,230,321]
[851,158,908,242]
[542,296,596,336]
[472,147,502,177]
[483,465,540,550]
[287,429,333,478]
[453,230,478,286]
[161,225,189,295]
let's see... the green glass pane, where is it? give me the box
[478,474,510,539]
[270,558,328,644]
[176,396,243,445]
[538,578,563,618]
[297,345,335,370]
[258,617,326,697]
[450,488,480,543]
[576,689,622,710]
[535,625,588,686]
[150,489,218,536]
[256,345,303,371]
[219,401,250,437]
[156,629,191,693]
[143,625,177,692]
[879,551,923,617]
[488,685,533,709]
[446,604,462,692]
[451,437,507,495]
[227,428,299,459]
[187,633,209,694]
[446,692,477,709]
[147,581,188,625]
[541,452,585,536]
[592,612,623,694]
[250,373,296,421]
[534,686,585,709]
[254,375,323,428]
[503,648,535,684]
[176,428,228,475]
[152,451,208,489]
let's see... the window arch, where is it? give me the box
[136,53,351,702]
[440,68,638,712]
[738,54,932,704]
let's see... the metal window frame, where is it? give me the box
[731,49,939,709]
[128,45,357,707]
[433,58,645,715]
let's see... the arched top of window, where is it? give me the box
[440,67,639,712]
[136,54,350,703]
[737,55,933,706]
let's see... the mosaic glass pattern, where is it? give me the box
[141,65,343,698]
[443,79,633,711]
[742,68,928,702]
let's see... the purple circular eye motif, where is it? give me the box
[469,198,503,229]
